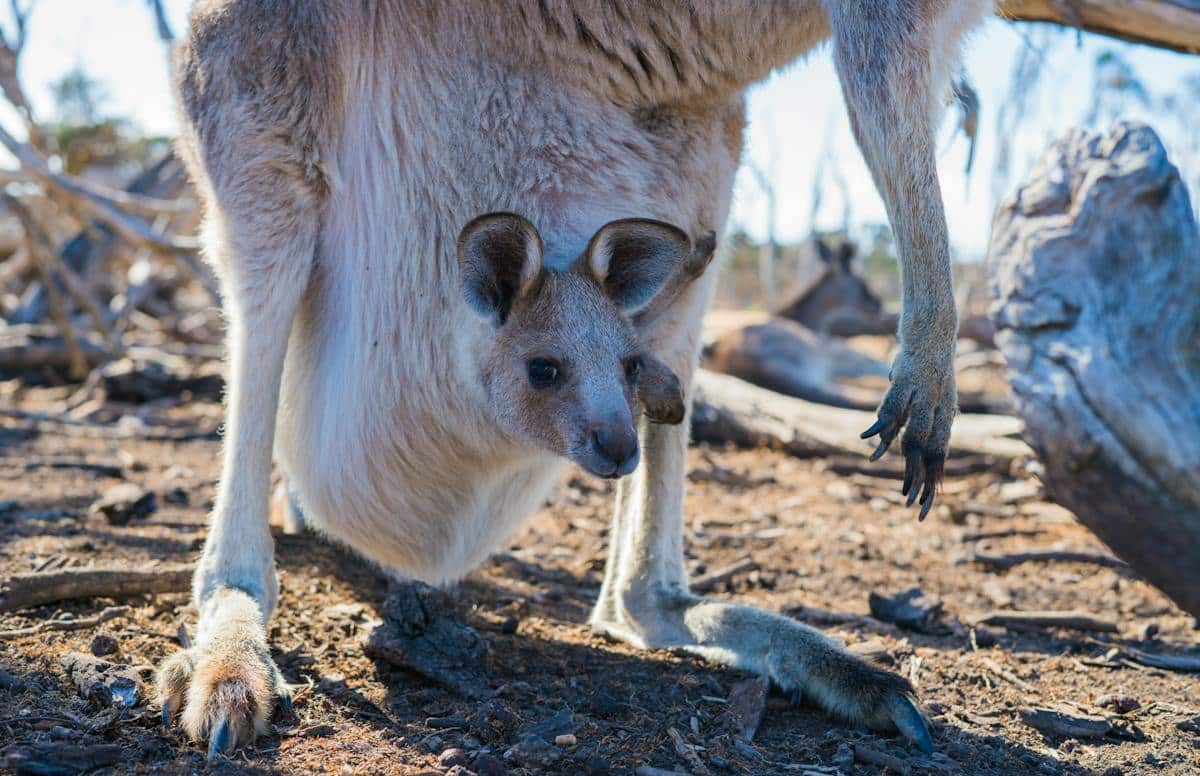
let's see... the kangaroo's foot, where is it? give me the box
[861,345,957,521]
[591,591,932,753]
[157,588,291,760]
[364,579,488,699]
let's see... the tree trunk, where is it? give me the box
[988,122,1200,617]
[1000,0,1200,55]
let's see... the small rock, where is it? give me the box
[439,748,470,768]
[1137,622,1159,641]
[59,653,140,708]
[503,735,561,769]
[834,741,854,769]
[1096,694,1140,714]
[472,699,519,742]
[164,487,189,506]
[869,587,946,633]
[524,707,574,740]
[499,616,519,635]
[472,752,506,776]
[420,733,444,752]
[554,733,576,747]
[90,484,156,525]
[89,634,118,658]
[587,688,625,718]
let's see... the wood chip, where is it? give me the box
[668,727,711,776]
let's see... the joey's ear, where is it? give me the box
[585,219,690,313]
[637,353,685,425]
[838,242,856,273]
[815,238,833,265]
[457,212,543,324]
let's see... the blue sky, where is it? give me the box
[4,1,1196,260]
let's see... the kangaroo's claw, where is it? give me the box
[890,694,934,754]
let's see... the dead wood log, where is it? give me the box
[977,610,1118,633]
[0,564,192,612]
[690,369,1030,461]
[988,123,1200,618]
[1000,0,1200,55]
[960,550,1131,572]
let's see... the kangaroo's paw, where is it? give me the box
[157,589,289,759]
[861,345,956,520]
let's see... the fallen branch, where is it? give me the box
[982,657,1035,692]
[0,564,192,612]
[1017,706,1112,739]
[0,124,201,255]
[1121,646,1200,673]
[668,727,711,776]
[0,605,129,640]
[854,745,910,775]
[960,550,1131,572]
[691,370,1029,461]
[1,744,123,774]
[691,557,758,594]
[977,610,1118,633]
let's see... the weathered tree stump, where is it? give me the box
[988,122,1200,617]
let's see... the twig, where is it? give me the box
[1017,706,1112,738]
[1120,646,1200,673]
[962,550,1130,572]
[0,124,200,254]
[977,610,1118,633]
[3,193,119,350]
[982,657,1035,692]
[0,407,220,442]
[8,199,87,378]
[854,744,910,774]
[959,528,1045,542]
[0,605,128,640]
[0,564,192,612]
[668,727,711,776]
[691,557,758,593]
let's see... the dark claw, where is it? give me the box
[208,715,232,762]
[891,695,934,754]
[901,443,922,496]
[869,439,889,462]
[790,688,802,706]
[161,699,174,728]
[278,690,293,714]
[919,489,935,522]
[860,418,886,440]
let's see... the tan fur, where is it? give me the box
[159,0,991,756]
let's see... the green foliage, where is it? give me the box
[45,67,167,175]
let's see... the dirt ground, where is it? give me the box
[1,382,1198,775]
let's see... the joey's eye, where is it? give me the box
[624,356,643,381]
[527,358,560,388]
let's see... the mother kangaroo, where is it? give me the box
[159,0,989,757]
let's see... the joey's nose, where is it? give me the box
[590,424,638,475]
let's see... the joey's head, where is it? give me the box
[457,213,690,478]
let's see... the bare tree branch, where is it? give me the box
[1001,0,1200,55]
[0,124,201,255]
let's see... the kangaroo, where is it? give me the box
[704,317,891,410]
[160,0,989,758]
[776,238,898,337]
